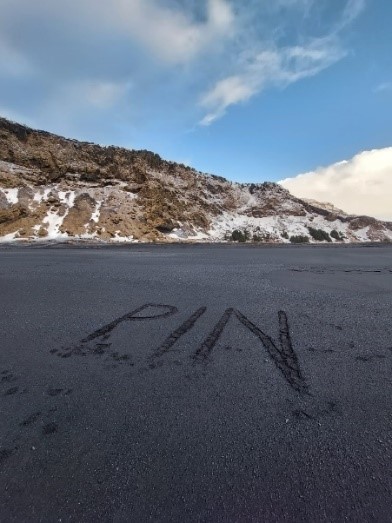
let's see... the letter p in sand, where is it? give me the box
[81,304,178,343]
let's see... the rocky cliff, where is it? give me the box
[0,117,391,243]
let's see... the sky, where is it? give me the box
[0,0,391,218]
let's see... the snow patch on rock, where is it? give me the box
[91,200,102,223]
[42,209,68,239]
[2,188,19,205]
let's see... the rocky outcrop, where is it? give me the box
[0,116,391,244]
[0,205,28,225]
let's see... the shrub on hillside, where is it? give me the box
[231,229,249,243]
[330,229,344,241]
[290,235,309,244]
[252,232,272,242]
[308,227,332,242]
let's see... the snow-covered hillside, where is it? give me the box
[1,118,391,244]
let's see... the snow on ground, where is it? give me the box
[187,231,211,241]
[91,200,102,223]
[353,226,370,242]
[78,231,98,240]
[168,229,210,241]
[42,210,68,239]
[0,231,19,242]
[208,212,288,240]
[40,190,76,239]
[167,228,188,240]
[1,188,19,204]
[33,187,51,204]
[58,190,76,208]
[236,191,259,212]
[111,231,136,243]
[206,211,377,243]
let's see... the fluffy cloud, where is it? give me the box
[200,38,345,125]
[111,0,235,65]
[0,0,235,67]
[0,0,366,133]
[280,148,392,221]
[199,0,365,125]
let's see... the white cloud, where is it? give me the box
[88,0,235,65]
[200,74,259,125]
[337,0,366,30]
[200,38,345,125]
[0,0,235,69]
[279,148,392,221]
[199,0,365,125]
[0,0,367,132]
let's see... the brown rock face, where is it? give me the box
[348,216,378,231]
[0,191,8,209]
[0,205,28,225]
[0,116,391,244]
[61,194,96,236]
[0,118,166,187]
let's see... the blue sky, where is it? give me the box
[0,0,391,185]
